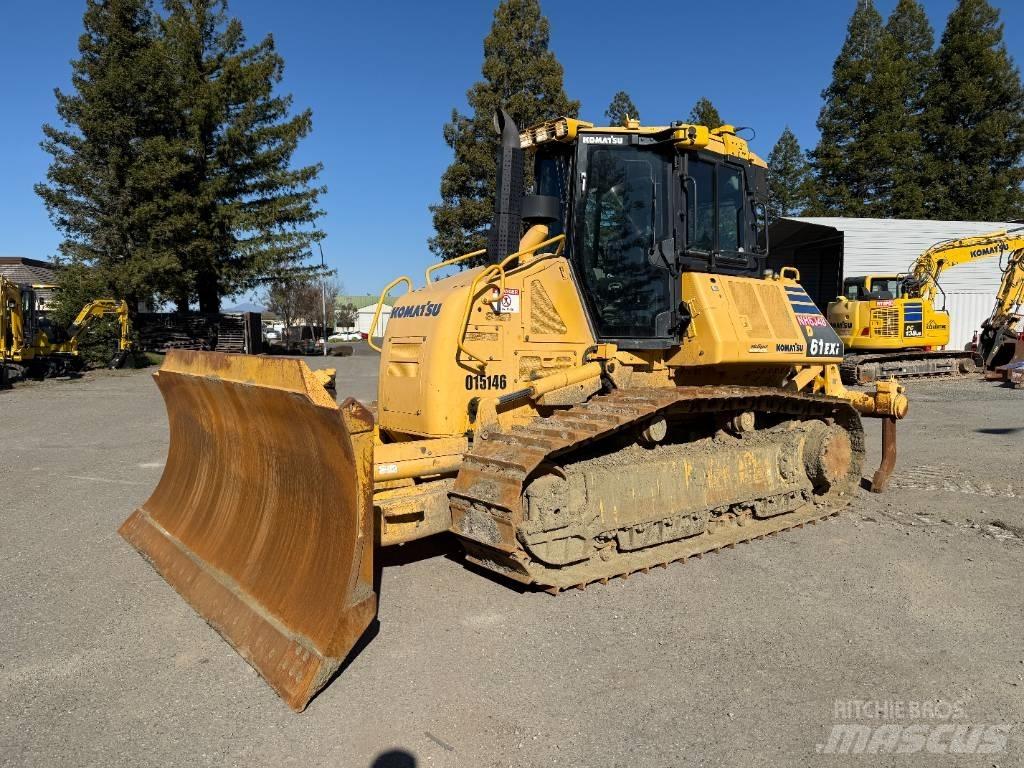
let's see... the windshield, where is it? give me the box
[844,277,902,300]
[576,143,672,339]
[868,277,902,298]
[843,278,866,300]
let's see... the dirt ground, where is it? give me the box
[2,349,1022,767]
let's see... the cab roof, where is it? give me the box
[520,116,767,168]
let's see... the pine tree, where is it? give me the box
[809,0,885,216]
[430,0,579,263]
[922,0,1024,220]
[36,0,182,309]
[605,90,639,126]
[873,0,934,218]
[767,127,813,220]
[161,0,325,312]
[687,97,722,128]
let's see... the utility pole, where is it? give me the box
[318,242,328,357]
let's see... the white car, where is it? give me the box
[263,328,281,341]
[328,331,361,342]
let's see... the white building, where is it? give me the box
[769,217,1022,348]
[354,303,391,338]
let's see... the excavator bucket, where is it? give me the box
[119,351,377,711]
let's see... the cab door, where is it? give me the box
[681,155,760,275]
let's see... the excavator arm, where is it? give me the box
[1,277,23,353]
[68,299,132,351]
[1,277,25,379]
[904,227,1024,304]
[979,246,1024,373]
[986,247,1024,327]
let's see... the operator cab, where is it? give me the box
[528,120,768,349]
[842,275,904,301]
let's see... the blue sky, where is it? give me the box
[1,0,1022,299]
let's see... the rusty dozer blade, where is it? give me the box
[119,350,376,711]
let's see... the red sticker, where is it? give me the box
[797,314,829,327]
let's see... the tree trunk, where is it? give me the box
[197,273,220,314]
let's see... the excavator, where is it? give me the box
[0,275,133,381]
[119,111,908,712]
[976,244,1024,378]
[827,228,1024,384]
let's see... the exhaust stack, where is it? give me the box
[488,109,524,263]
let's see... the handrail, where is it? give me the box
[366,275,412,352]
[425,248,488,285]
[456,234,566,367]
[779,266,801,282]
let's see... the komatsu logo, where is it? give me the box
[970,243,1005,258]
[776,343,804,353]
[391,301,442,319]
[581,135,625,145]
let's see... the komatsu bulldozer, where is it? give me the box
[119,111,908,711]
[827,228,1024,384]
[0,275,132,381]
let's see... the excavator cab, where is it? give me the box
[842,275,903,302]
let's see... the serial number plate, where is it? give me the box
[465,374,508,391]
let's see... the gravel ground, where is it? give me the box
[2,352,1023,768]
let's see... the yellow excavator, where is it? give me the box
[119,111,908,712]
[0,275,133,381]
[976,244,1024,376]
[827,228,1024,384]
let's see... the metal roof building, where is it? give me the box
[0,256,58,309]
[769,217,1022,348]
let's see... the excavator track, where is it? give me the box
[840,350,981,385]
[449,386,864,592]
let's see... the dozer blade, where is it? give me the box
[119,351,376,711]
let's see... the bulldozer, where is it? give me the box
[827,228,1024,384]
[0,275,133,382]
[119,111,908,712]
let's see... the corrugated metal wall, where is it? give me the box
[791,217,1020,348]
[944,292,996,349]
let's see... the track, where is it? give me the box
[449,386,864,591]
[840,350,981,384]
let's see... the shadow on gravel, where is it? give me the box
[378,533,457,568]
[371,750,417,767]
[975,426,1024,435]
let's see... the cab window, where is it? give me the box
[867,278,901,298]
[577,144,673,339]
[843,278,866,300]
[685,159,747,259]
[688,161,714,252]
